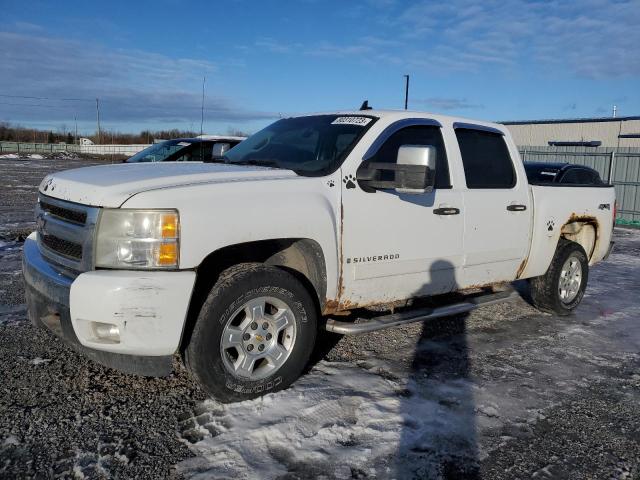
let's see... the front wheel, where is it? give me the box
[529,239,589,315]
[185,263,317,402]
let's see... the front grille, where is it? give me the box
[39,201,87,225]
[41,234,83,260]
[36,194,99,272]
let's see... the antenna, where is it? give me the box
[359,100,372,110]
[200,76,206,136]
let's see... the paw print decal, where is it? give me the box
[547,219,555,231]
[343,174,356,189]
[327,180,335,187]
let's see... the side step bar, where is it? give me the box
[324,289,520,335]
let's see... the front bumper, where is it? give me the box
[22,233,196,377]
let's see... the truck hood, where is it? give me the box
[39,162,297,207]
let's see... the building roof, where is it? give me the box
[501,115,640,125]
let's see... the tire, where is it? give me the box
[185,263,317,402]
[529,239,589,315]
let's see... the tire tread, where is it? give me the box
[530,238,588,315]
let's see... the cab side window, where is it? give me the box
[368,125,451,188]
[456,128,515,189]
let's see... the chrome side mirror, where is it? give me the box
[395,145,437,194]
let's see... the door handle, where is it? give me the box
[507,204,527,212]
[433,207,460,215]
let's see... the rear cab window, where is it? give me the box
[454,125,516,189]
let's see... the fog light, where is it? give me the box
[93,322,120,342]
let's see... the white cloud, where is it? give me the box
[0,31,276,125]
[419,97,484,111]
[254,0,640,78]
[254,37,303,54]
[396,0,640,78]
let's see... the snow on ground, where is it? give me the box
[178,361,477,480]
[0,305,26,326]
[0,153,45,160]
[29,357,52,365]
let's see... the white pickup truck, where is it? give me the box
[23,110,615,402]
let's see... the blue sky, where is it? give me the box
[1,0,638,135]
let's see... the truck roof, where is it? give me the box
[298,109,505,131]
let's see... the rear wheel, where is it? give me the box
[185,263,317,402]
[529,239,589,315]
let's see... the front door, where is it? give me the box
[340,123,465,308]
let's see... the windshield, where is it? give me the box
[127,140,194,163]
[224,115,376,175]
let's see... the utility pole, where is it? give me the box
[403,75,410,110]
[74,116,78,145]
[200,76,206,136]
[96,98,101,144]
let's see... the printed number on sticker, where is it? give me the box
[331,117,372,126]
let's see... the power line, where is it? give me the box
[0,100,232,112]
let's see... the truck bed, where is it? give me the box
[518,184,616,280]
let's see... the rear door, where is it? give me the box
[454,124,531,286]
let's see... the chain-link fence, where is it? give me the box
[0,141,147,156]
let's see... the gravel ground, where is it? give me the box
[1,157,639,479]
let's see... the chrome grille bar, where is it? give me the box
[39,200,88,225]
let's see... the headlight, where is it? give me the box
[95,209,179,269]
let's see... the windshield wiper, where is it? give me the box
[203,156,228,163]
[231,159,283,169]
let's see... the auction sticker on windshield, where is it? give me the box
[331,117,372,126]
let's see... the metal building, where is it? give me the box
[502,116,640,148]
